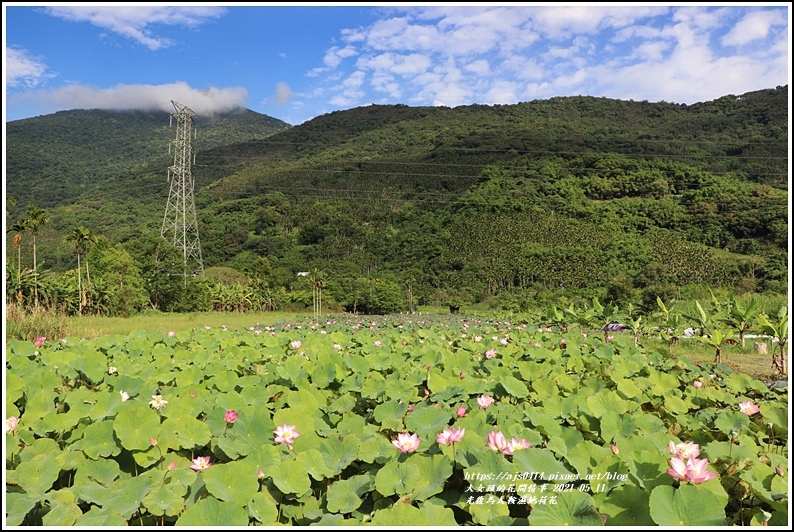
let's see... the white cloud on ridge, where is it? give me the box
[43,6,226,50]
[9,81,247,116]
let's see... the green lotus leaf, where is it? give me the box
[368,503,420,526]
[98,474,158,519]
[513,448,573,479]
[759,405,788,431]
[468,497,511,525]
[18,436,60,463]
[5,492,39,525]
[649,483,727,526]
[79,420,122,459]
[375,460,421,496]
[297,448,335,480]
[405,403,451,437]
[202,461,260,506]
[175,496,250,526]
[13,453,61,499]
[73,506,128,526]
[74,350,109,384]
[359,372,386,400]
[585,390,629,418]
[596,484,653,525]
[358,433,399,464]
[42,499,83,526]
[599,411,638,443]
[500,375,530,398]
[421,503,462,526]
[614,377,643,399]
[627,449,670,491]
[528,490,602,526]
[141,484,187,517]
[328,393,356,414]
[239,443,282,478]
[404,453,453,502]
[269,459,311,496]
[113,403,162,451]
[215,411,274,458]
[373,399,408,431]
[168,415,212,450]
[248,492,279,524]
[319,435,360,476]
[326,474,374,514]
[383,379,416,403]
[714,410,750,436]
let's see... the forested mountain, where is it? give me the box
[4,86,789,316]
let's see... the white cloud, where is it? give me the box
[6,47,50,88]
[43,6,226,50]
[483,80,519,104]
[269,82,294,106]
[464,59,490,76]
[722,9,788,47]
[9,81,247,116]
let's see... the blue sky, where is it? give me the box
[3,3,791,125]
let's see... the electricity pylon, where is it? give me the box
[161,100,204,280]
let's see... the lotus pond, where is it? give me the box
[4,315,789,526]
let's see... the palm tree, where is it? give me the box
[65,226,94,314]
[7,219,28,296]
[25,205,49,309]
[309,268,327,320]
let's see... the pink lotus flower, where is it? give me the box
[274,424,301,450]
[487,430,508,453]
[392,432,421,453]
[224,410,238,424]
[34,336,46,347]
[407,404,414,412]
[667,456,718,484]
[667,441,701,460]
[693,380,703,388]
[739,401,760,416]
[485,348,497,359]
[150,438,158,447]
[374,340,382,347]
[168,461,176,471]
[611,443,619,455]
[477,395,494,409]
[257,469,266,479]
[168,330,176,337]
[290,340,302,350]
[6,416,20,434]
[456,405,467,417]
[436,427,465,445]
[190,456,212,471]
[505,437,531,454]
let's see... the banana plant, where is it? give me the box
[757,307,788,377]
[721,295,760,348]
[562,303,596,335]
[624,303,644,348]
[697,327,738,364]
[591,297,621,342]
[656,297,683,354]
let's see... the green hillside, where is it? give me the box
[4,86,788,316]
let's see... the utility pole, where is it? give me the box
[161,100,203,282]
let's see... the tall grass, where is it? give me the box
[5,304,72,342]
[63,310,313,339]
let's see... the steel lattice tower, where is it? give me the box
[161,100,204,278]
